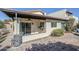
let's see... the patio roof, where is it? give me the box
[0,8,68,21]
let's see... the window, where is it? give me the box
[40,22,44,28]
[61,23,66,29]
[51,22,57,27]
[39,22,44,30]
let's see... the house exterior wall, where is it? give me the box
[13,10,67,42]
[13,11,45,35]
[46,20,64,31]
[31,20,39,34]
[13,18,65,42]
[22,21,49,42]
[13,19,48,42]
[22,19,64,42]
[13,19,46,34]
[31,19,46,34]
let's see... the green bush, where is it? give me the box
[0,20,5,29]
[76,23,79,28]
[51,29,64,36]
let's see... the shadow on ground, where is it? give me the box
[26,42,79,51]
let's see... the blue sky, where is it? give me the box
[0,8,79,20]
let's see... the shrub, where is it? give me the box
[0,20,5,29]
[76,23,79,28]
[51,29,64,36]
[65,16,75,32]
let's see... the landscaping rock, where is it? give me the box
[26,42,79,51]
[11,35,22,47]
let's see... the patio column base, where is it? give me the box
[11,34,22,47]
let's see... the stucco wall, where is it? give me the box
[13,19,46,34]
[22,20,63,42]
[13,19,63,42]
[22,21,50,42]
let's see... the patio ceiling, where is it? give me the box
[0,8,68,21]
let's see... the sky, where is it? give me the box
[0,8,79,20]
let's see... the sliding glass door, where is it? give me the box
[20,23,31,35]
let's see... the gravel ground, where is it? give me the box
[7,33,79,51]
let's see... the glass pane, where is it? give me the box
[51,22,57,27]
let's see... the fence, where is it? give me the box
[0,32,9,43]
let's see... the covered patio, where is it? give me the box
[0,8,68,35]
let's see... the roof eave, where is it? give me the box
[0,8,68,21]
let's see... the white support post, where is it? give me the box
[14,12,20,35]
[15,12,18,23]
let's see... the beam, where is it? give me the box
[15,12,18,23]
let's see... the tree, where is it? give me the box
[0,20,5,29]
[76,22,79,28]
[65,16,75,32]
